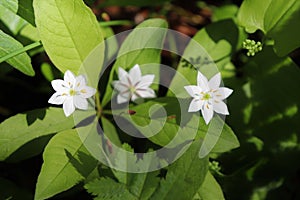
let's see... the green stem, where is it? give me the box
[0,41,42,64]
[99,20,133,27]
[95,91,102,118]
[102,110,113,115]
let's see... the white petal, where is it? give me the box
[117,93,130,104]
[74,96,88,110]
[135,88,156,98]
[75,75,87,89]
[197,71,209,91]
[51,80,69,92]
[79,86,96,98]
[213,100,229,115]
[113,80,129,93]
[129,64,142,85]
[63,97,75,117]
[208,73,221,90]
[48,92,67,105]
[64,70,76,88]
[131,93,139,102]
[137,74,155,88]
[214,87,233,100]
[184,85,202,98]
[188,98,203,112]
[118,67,128,80]
[201,102,214,124]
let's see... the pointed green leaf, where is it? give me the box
[33,0,104,75]
[17,0,35,26]
[238,0,300,56]
[101,18,168,107]
[150,140,209,200]
[0,0,18,13]
[0,107,74,161]
[194,171,225,200]
[0,30,34,76]
[34,129,98,200]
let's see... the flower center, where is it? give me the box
[129,86,136,93]
[202,93,211,100]
[69,89,77,96]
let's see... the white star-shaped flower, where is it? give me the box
[48,70,96,117]
[112,64,156,104]
[184,71,233,124]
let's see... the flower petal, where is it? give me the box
[75,75,87,89]
[117,93,130,104]
[201,102,214,124]
[129,64,142,85]
[136,88,156,98]
[63,97,75,117]
[137,74,155,88]
[48,92,67,105]
[113,80,129,93]
[118,67,128,80]
[208,73,221,90]
[197,71,209,91]
[79,86,96,98]
[74,96,88,110]
[51,80,69,92]
[184,85,202,98]
[64,70,76,87]
[213,100,229,115]
[188,98,204,112]
[214,87,233,100]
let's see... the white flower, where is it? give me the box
[112,64,155,104]
[48,70,96,117]
[184,71,233,124]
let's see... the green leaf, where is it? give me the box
[85,177,137,200]
[101,18,168,107]
[0,30,34,76]
[120,97,239,153]
[33,0,104,75]
[17,0,36,26]
[99,0,171,7]
[101,117,121,147]
[35,129,98,200]
[238,0,300,56]
[168,19,239,97]
[194,171,225,200]
[150,140,209,200]
[211,4,238,22]
[0,107,74,161]
[0,0,18,13]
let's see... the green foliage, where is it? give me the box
[238,0,300,56]
[0,107,74,161]
[35,129,98,200]
[101,18,168,107]
[33,0,104,74]
[0,30,34,76]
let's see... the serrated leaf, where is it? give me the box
[0,30,34,76]
[101,18,168,107]
[85,177,137,200]
[238,0,300,56]
[150,140,209,200]
[0,107,74,161]
[194,171,225,200]
[33,0,104,75]
[34,129,98,200]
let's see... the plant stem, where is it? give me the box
[0,41,42,63]
[95,90,102,118]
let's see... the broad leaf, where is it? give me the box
[0,107,74,161]
[0,0,18,13]
[99,0,172,7]
[17,0,35,26]
[194,171,225,200]
[0,30,34,76]
[118,97,239,153]
[34,129,98,200]
[238,0,300,56]
[33,0,104,75]
[150,140,209,200]
[101,18,168,107]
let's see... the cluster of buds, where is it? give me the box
[242,39,263,56]
[209,160,221,173]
